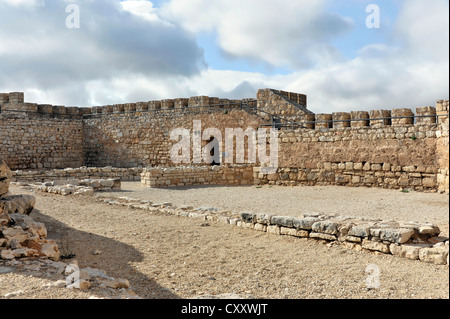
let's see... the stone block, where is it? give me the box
[309,232,336,241]
[362,239,390,253]
[416,106,436,124]
[315,114,332,129]
[267,225,281,235]
[350,111,370,127]
[391,108,414,125]
[379,228,415,244]
[270,216,294,228]
[389,243,429,260]
[241,212,256,224]
[332,112,351,128]
[311,220,339,235]
[292,217,320,230]
[370,110,391,127]
[348,225,371,238]
[256,213,273,225]
[418,247,449,265]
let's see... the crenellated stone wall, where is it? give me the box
[255,120,449,193]
[1,91,448,193]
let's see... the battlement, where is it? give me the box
[288,104,449,130]
[1,89,448,193]
[0,92,258,117]
[1,91,448,129]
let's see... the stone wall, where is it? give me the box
[1,91,448,193]
[238,212,448,265]
[256,121,449,193]
[0,113,84,170]
[97,195,449,266]
[141,165,254,187]
[83,108,263,168]
[257,88,313,123]
[10,167,143,183]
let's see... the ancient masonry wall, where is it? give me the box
[141,165,254,187]
[83,108,263,168]
[0,92,84,170]
[10,167,143,183]
[1,91,449,193]
[256,120,449,193]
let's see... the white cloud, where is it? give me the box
[0,0,43,7]
[160,0,353,69]
[0,0,205,105]
[0,0,448,114]
[120,0,171,26]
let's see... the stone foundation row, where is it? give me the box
[254,165,449,193]
[141,165,254,188]
[238,212,449,265]
[98,197,449,266]
[13,178,121,196]
[10,167,143,183]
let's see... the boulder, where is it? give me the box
[0,195,36,215]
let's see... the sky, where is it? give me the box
[0,0,448,113]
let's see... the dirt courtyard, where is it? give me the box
[1,183,449,299]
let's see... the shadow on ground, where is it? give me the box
[27,208,180,299]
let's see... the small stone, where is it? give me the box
[1,250,15,260]
[105,278,130,289]
[419,247,449,265]
[389,244,429,260]
[309,232,337,241]
[240,212,256,224]
[50,280,67,288]
[67,279,91,290]
[4,290,24,298]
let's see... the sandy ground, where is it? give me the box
[1,184,448,299]
[102,183,450,236]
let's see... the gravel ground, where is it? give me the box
[102,183,450,236]
[0,184,448,299]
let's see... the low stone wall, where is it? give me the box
[254,163,443,192]
[98,196,449,266]
[141,165,254,188]
[239,212,449,265]
[17,178,122,196]
[10,167,143,183]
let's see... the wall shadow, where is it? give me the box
[26,208,180,299]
